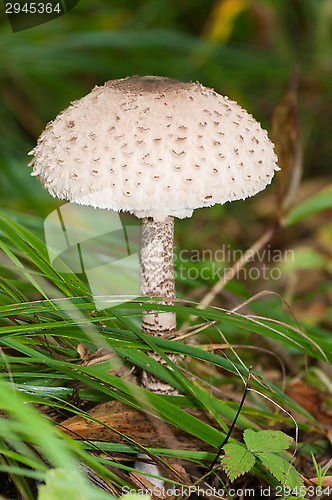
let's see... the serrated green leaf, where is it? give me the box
[257,452,303,489]
[220,443,255,482]
[244,429,293,453]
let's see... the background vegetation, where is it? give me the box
[0,0,331,498]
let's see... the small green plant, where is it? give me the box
[221,429,303,490]
[311,453,332,499]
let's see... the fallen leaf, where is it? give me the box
[58,400,216,451]
[308,475,332,487]
[287,380,332,428]
[129,470,164,500]
[327,429,332,447]
[271,66,303,215]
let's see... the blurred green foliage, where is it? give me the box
[1,0,332,214]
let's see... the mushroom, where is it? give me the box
[29,75,279,395]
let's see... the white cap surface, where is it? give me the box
[29,76,278,222]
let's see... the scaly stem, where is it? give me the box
[140,216,178,394]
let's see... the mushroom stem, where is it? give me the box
[140,216,178,394]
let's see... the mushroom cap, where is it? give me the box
[29,76,279,222]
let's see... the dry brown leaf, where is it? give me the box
[128,470,163,500]
[58,400,216,451]
[287,380,332,428]
[308,475,332,487]
[129,461,193,500]
[327,429,332,447]
[271,66,303,215]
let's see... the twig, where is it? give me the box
[206,367,252,477]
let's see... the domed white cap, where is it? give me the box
[29,76,279,222]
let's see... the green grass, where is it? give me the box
[0,190,331,496]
